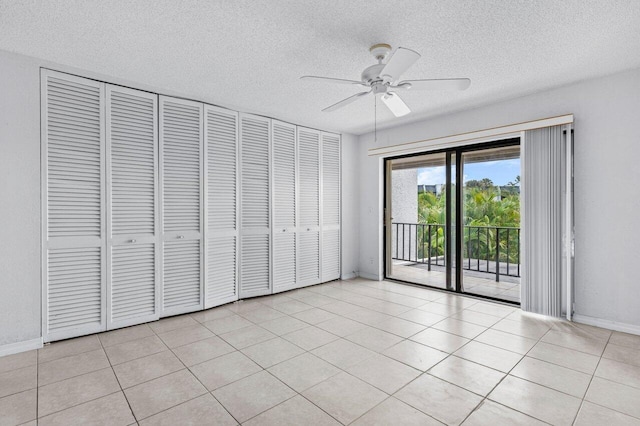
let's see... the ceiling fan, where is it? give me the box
[301,43,471,117]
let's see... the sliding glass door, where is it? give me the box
[385,139,521,304]
[460,145,521,302]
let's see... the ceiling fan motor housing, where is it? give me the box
[361,63,385,84]
[372,82,388,94]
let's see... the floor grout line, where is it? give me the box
[568,331,612,426]
[97,332,136,424]
[455,327,556,425]
[151,332,240,424]
[225,287,622,423]
[237,370,345,425]
[324,285,605,424]
[37,389,126,421]
[6,279,640,425]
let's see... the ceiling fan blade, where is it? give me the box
[322,91,371,112]
[395,78,471,91]
[301,75,366,86]
[381,92,411,117]
[380,47,421,81]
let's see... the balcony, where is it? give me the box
[390,222,521,303]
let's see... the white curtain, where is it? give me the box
[521,125,572,317]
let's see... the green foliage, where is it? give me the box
[463,187,520,228]
[466,178,495,190]
[415,183,520,264]
[418,185,519,228]
[418,191,446,224]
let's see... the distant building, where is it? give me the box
[418,184,519,199]
[418,184,443,195]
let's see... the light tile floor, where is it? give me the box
[1,278,640,425]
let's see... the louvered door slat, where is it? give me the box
[43,71,106,342]
[272,121,297,293]
[161,100,202,233]
[239,114,271,297]
[298,130,320,227]
[108,88,157,237]
[111,244,155,322]
[241,117,270,228]
[297,128,321,286]
[47,248,102,332]
[106,86,159,329]
[163,240,201,308]
[160,97,204,315]
[321,133,341,281]
[322,229,341,281]
[206,237,236,304]
[205,106,238,307]
[46,77,102,239]
[241,235,270,293]
[273,232,296,291]
[299,232,320,283]
[273,124,296,228]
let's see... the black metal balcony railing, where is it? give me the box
[391,222,520,281]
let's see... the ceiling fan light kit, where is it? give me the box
[381,92,411,117]
[301,43,471,118]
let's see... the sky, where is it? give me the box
[417,159,520,186]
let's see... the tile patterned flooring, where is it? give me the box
[1,278,640,425]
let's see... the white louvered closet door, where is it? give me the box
[160,97,204,316]
[297,127,321,287]
[272,121,297,293]
[204,105,239,308]
[42,70,106,342]
[239,114,272,298]
[106,86,159,329]
[321,133,341,281]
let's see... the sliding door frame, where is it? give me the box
[383,137,521,305]
[445,152,454,291]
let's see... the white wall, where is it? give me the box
[340,133,360,279]
[0,52,41,348]
[0,48,360,351]
[358,67,640,331]
[357,137,385,280]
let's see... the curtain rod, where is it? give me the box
[368,114,574,157]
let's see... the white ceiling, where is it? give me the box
[1,0,639,135]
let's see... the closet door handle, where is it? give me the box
[177,235,185,239]
[130,239,136,243]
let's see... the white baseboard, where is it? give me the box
[573,314,640,336]
[340,272,358,280]
[0,337,43,357]
[358,271,381,281]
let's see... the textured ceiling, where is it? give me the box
[1,0,639,135]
